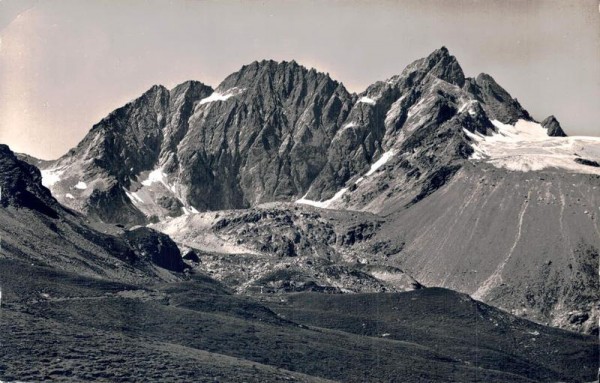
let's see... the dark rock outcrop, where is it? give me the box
[124,227,185,272]
[574,158,600,167]
[182,248,200,263]
[0,144,60,218]
[464,73,531,124]
[541,115,567,137]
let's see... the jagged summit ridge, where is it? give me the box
[31,46,577,224]
[217,59,349,95]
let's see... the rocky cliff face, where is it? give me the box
[175,60,355,210]
[0,144,60,218]
[304,47,523,210]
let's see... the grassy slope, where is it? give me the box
[1,259,597,382]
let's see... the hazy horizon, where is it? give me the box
[1,0,599,160]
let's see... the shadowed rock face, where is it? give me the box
[0,144,60,218]
[124,227,186,272]
[36,61,358,223]
[464,73,531,124]
[176,60,355,210]
[541,115,568,137]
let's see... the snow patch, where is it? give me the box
[74,181,87,190]
[65,193,75,199]
[357,96,376,105]
[342,121,358,130]
[334,122,360,139]
[41,168,64,187]
[365,151,394,176]
[124,189,144,204]
[199,88,243,105]
[458,99,478,116]
[141,168,177,192]
[296,187,348,209]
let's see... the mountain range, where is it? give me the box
[3,47,599,381]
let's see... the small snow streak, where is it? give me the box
[357,96,376,105]
[199,87,243,105]
[124,189,144,204]
[341,122,358,130]
[295,187,348,209]
[365,151,394,176]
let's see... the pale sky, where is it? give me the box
[1,0,599,160]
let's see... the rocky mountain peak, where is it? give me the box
[161,80,214,161]
[541,115,567,137]
[138,84,170,109]
[462,72,531,124]
[170,80,213,96]
[396,46,466,87]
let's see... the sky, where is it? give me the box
[0,0,599,160]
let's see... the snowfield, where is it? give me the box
[295,150,395,209]
[465,119,600,174]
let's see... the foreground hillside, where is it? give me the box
[1,260,597,382]
[1,143,597,382]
